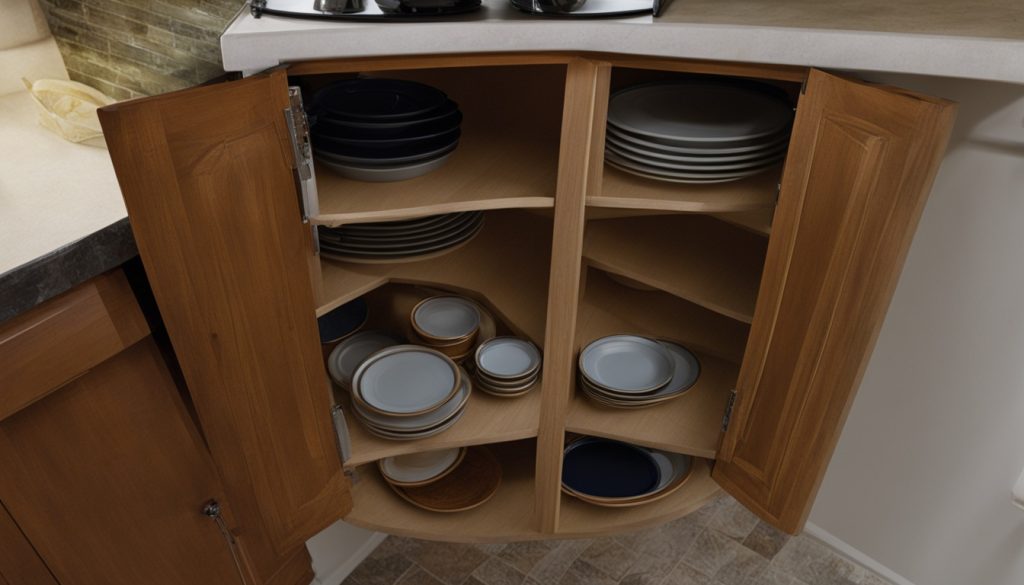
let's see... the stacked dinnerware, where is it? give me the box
[410,295,481,360]
[350,345,472,440]
[578,335,699,408]
[317,211,484,262]
[562,437,694,507]
[317,297,369,359]
[327,330,399,391]
[605,80,794,183]
[379,446,502,513]
[473,337,542,397]
[308,78,462,182]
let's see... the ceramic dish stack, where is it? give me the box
[317,211,484,262]
[410,295,481,361]
[327,330,400,391]
[309,78,462,182]
[350,345,472,440]
[378,446,502,512]
[472,337,543,397]
[605,80,794,184]
[562,437,694,507]
[578,335,700,408]
[317,297,369,359]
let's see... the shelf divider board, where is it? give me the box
[589,165,780,214]
[535,60,612,535]
[557,458,721,538]
[565,351,736,459]
[317,210,551,345]
[710,208,774,236]
[583,214,768,323]
[345,441,540,542]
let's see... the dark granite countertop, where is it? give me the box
[0,219,138,324]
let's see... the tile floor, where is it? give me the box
[342,493,892,585]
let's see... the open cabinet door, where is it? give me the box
[713,69,955,533]
[98,70,349,563]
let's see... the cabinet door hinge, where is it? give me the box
[721,388,738,433]
[331,404,352,465]
[251,0,267,17]
[284,86,319,223]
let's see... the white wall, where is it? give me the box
[809,74,1024,585]
[306,521,385,585]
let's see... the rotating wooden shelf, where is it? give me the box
[583,214,769,323]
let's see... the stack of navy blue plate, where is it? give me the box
[308,78,462,182]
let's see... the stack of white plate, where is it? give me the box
[561,437,694,508]
[410,295,481,362]
[378,448,467,487]
[327,330,400,391]
[606,81,794,184]
[318,211,484,262]
[350,345,471,440]
[578,335,700,408]
[472,337,542,398]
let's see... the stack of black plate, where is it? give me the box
[308,78,463,182]
[318,212,484,262]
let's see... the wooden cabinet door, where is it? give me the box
[0,502,57,585]
[0,338,246,585]
[713,69,956,533]
[97,69,349,559]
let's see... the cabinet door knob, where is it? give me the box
[201,499,249,585]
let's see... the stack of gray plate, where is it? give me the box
[473,337,542,397]
[318,211,483,261]
[578,335,700,408]
[606,81,794,184]
[350,345,471,440]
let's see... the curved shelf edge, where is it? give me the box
[556,459,721,538]
[311,197,555,228]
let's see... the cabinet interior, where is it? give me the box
[298,58,803,540]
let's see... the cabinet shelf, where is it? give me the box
[318,210,551,344]
[583,214,768,324]
[345,441,540,542]
[711,208,774,236]
[557,458,721,538]
[590,165,780,215]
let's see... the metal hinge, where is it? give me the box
[250,0,266,17]
[284,86,319,223]
[331,404,352,465]
[721,388,738,432]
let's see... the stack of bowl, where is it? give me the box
[473,337,542,397]
[578,335,700,408]
[308,78,462,182]
[409,296,481,361]
[350,345,471,440]
[378,446,502,513]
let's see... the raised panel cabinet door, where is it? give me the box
[713,69,956,533]
[0,501,57,585]
[0,339,245,585]
[97,69,349,559]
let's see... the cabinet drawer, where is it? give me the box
[0,270,149,421]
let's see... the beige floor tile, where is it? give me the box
[497,540,559,575]
[578,538,642,581]
[707,498,761,541]
[471,557,527,585]
[742,523,791,561]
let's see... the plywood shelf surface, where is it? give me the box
[345,441,540,542]
[565,351,736,459]
[557,458,721,538]
[318,210,551,345]
[583,214,768,323]
[711,208,774,236]
[590,165,780,214]
[339,389,542,468]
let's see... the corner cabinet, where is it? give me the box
[98,54,954,546]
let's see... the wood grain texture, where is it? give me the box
[0,339,243,585]
[0,502,57,585]
[533,59,611,534]
[98,69,348,569]
[713,69,956,533]
[584,214,769,323]
[313,66,562,226]
[711,208,774,236]
[590,165,781,214]
[0,269,148,421]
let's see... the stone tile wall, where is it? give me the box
[37,0,244,100]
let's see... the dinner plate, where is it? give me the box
[476,371,539,392]
[605,132,790,163]
[608,81,794,143]
[319,217,482,256]
[361,407,466,440]
[316,150,455,182]
[354,366,471,431]
[317,297,369,343]
[314,100,460,131]
[334,212,473,236]
[606,124,790,155]
[319,216,483,259]
[317,123,461,149]
[566,449,694,507]
[604,159,764,185]
[319,214,480,250]
[311,78,448,121]
[378,447,466,486]
[475,337,542,379]
[387,446,501,512]
[580,341,699,403]
[412,296,481,341]
[579,335,673,394]
[476,368,539,388]
[327,331,399,390]
[605,151,780,180]
[314,134,459,164]
[353,345,460,416]
[606,142,786,172]
[313,104,461,140]
[562,437,661,498]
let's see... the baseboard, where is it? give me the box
[804,522,915,585]
[312,531,388,585]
